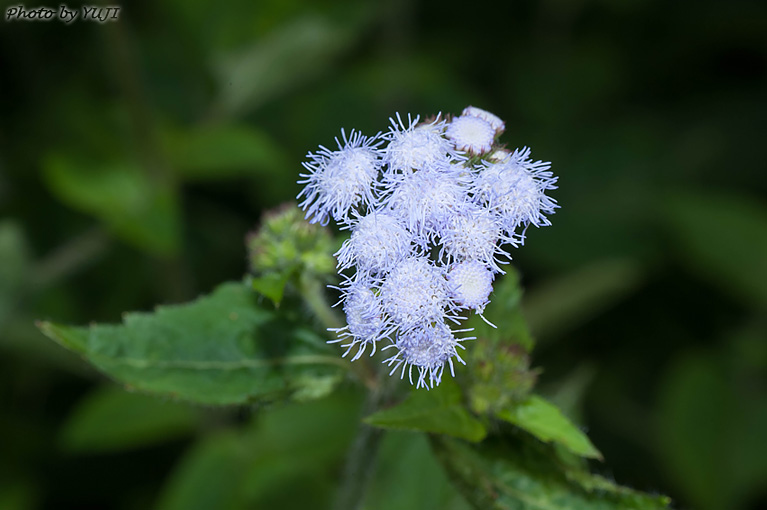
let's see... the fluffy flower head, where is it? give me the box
[336,212,413,275]
[448,260,494,313]
[298,129,382,225]
[446,115,495,155]
[380,256,452,329]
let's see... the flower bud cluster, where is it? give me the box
[297,106,558,388]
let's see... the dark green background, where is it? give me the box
[1,0,765,509]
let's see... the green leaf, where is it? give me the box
[665,191,767,308]
[432,435,670,510]
[60,385,200,453]
[363,431,472,510]
[38,282,345,405]
[42,156,181,256]
[156,431,250,510]
[364,379,487,442]
[523,258,644,342]
[162,124,289,180]
[250,270,295,307]
[496,395,602,460]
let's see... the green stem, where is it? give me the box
[333,370,398,510]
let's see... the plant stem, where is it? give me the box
[334,371,398,510]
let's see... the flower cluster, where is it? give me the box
[297,107,558,388]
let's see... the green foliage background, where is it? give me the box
[1,0,765,508]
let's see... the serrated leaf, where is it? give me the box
[162,124,289,180]
[60,385,200,453]
[666,191,767,308]
[42,156,180,256]
[364,379,486,442]
[432,435,670,510]
[38,282,345,405]
[496,395,602,460]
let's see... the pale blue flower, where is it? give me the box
[446,115,496,155]
[328,276,392,361]
[335,211,414,275]
[383,321,471,388]
[472,147,558,237]
[297,106,558,388]
[298,129,383,225]
[382,113,462,175]
[380,255,458,330]
[447,260,494,315]
[437,202,515,273]
[462,105,505,134]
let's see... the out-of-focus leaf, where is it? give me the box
[60,385,200,453]
[156,431,249,510]
[161,124,289,180]
[657,352,767,510]
[666,191,767,308]
[432,435,671,510]
[38,282,345,405]
[0,477,38,510]
[42,157,180,256]
[363,431,471,510]
[523,258,644,342]
[240,391,361,505]
[364,379,486,442]
[496,395,602,460]
[156,392,361,510]
[0,221,29,327]
[466,269,537,414]
[213,14,370,117]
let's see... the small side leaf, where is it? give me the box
[38,282,345,405]
[364,380,487,442]
[496,395,602,460]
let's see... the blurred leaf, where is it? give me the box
[363,431,471,510]
[496,395,602,460]
[38,282,345,405]
[523,258,644,342]
[42,157,181,256]
[161,123,289,180]
[240,391,361,505]
[657,352,767,510]
[0,221,30,327]
[60,385,200,453]
[364,379,487,442]
[157,392,361,510]
[666,191,767,308]
[432,435,670,510]
[156,431,249,510]
[213,14,370,117]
